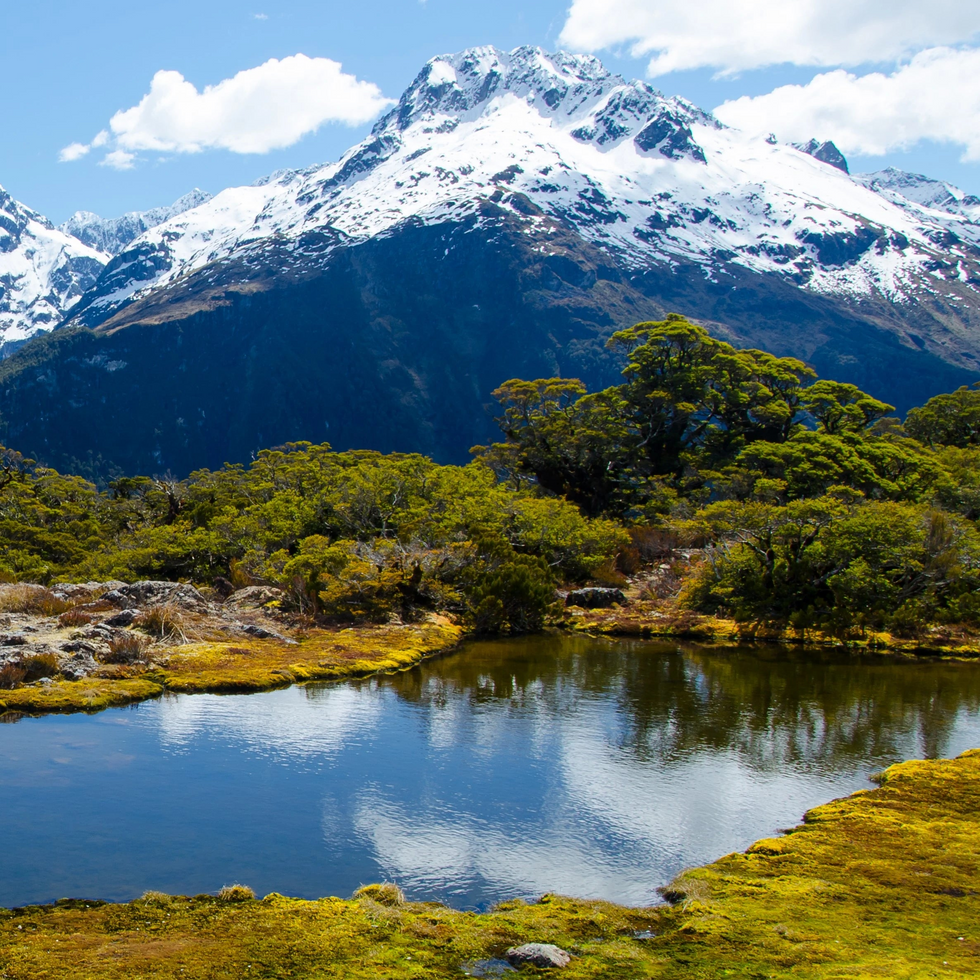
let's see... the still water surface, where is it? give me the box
[2,636,980,909]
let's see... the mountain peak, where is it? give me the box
[792,139,849,173]
[374,45,626,136]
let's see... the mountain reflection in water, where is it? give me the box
[0,636,978,909]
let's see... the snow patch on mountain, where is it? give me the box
[0,185,107,347]
[61,189,213,255]
[69,45,980,326]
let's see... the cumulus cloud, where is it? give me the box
[59,142,90,162]
[715,47,980,161]
[559,0,980,75]
[61,54,393,169]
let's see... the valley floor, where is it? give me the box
[1,751,977,978]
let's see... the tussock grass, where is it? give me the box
[217,884,255,902]
[58,607,98,628]
[20,652,60,682]
[135,603,191,642]
[138,891,173,905]
[0,585,69,617]
[102,632,151,664]
[0,662,26,690]
[354,882,405,907]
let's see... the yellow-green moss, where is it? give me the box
[2,750,977,978]
[0,621,462,717]
[0,678,164,713]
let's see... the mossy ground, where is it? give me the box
[2,751,977,978]
[0,620,462,716]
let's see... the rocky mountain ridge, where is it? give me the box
[60,189,213,256]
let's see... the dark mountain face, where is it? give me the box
[0,201,972,480]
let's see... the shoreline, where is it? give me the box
[4,604,980,719]
[0,618,463,717]
[2,750,977,977]
[564,600,980,659]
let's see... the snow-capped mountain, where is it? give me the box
[853,168,980,223]
[68,44,980,367]
[2,45,980,477]
[60,189,212,256]
[0,185,107,349]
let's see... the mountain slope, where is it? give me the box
[1,45,979,475]
[0,185,107,351]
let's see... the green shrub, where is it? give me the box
[469,555,557,633]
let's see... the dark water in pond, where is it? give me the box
[2,636,980,910]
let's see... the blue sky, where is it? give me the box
[6,0,980,224]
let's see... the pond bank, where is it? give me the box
[565,596,980,659]
[0,611,462,716]
[1,749,976,978]
[3,571,979,721]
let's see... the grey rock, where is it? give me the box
[104,609,139,627]
[0,633,29,646]
[564,587,628,609]
[79,624,127,643]
[60,651,99,680]
[103,581,209,611]
[224,586,284,610]
[51,581,126,602]
[241,623,296,643]
[505,944,572,968]
[60,640,99,654]
[220,622,297,645]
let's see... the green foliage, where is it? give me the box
[0,442,624,634]
[477,314,818,517]
[905,382,980,447]
[686,498,980,635]
[478,311,980,633]
[469,553,557,633]
[0,313,978,638]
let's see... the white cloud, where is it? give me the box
[559,0,980,76]
[58,142,90,162]
[100,149,136,170]
[61,54,393,169]
[253,12,268,19]
[715,46,980,161]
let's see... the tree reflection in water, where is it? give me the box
[370,636,980,771]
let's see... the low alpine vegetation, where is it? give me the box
[0,313,977,639]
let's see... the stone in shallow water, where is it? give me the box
[505,943,572,968]
[461,959,516,977]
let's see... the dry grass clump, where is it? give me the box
[354,882,405,907]
[138,890,173,905]
[21,652,60,682]
[102,632,151,664]
[217,884,255,902]
[135,604,191,642]
[58,607,98,628]
[0,652,61,690]
[0,662,26,689]
[0,585,69,617]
